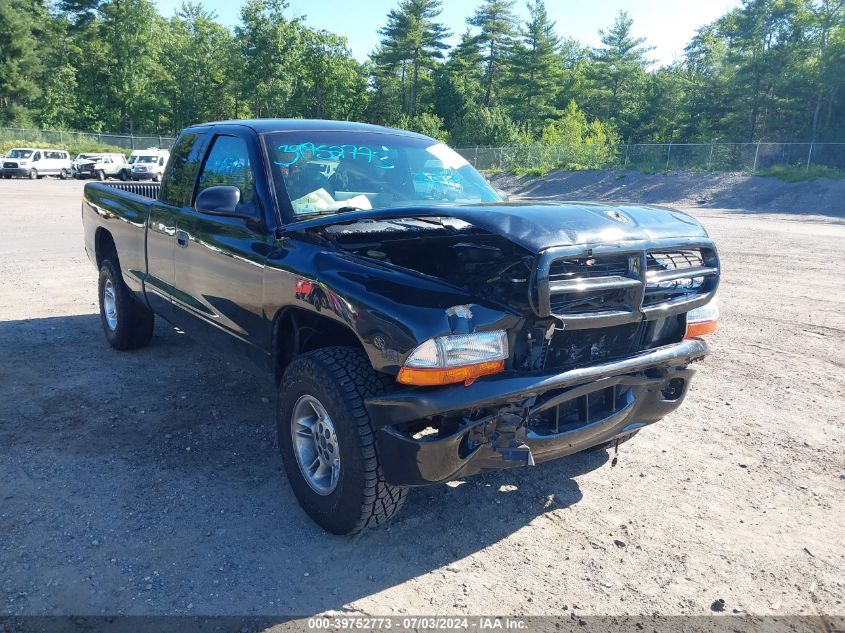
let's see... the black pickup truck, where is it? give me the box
[82,119,720,534]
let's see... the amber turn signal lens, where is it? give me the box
[397,359,505,386]
[685,320,717,338]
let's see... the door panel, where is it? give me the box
[171,210,270,356]
[170,132,270,360]
[141,131,207,320]
[144,201,178,318]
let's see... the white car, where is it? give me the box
[2,148,72,179]
[129,148,170,181]
[72,153,131,180]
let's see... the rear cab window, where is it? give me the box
[159,132,206,207]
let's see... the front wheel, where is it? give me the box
[98,259,154,350]
[119,169,129,181]
[277,347,407,534]
[96,170,106,181]
[59,168,68,180]
[29,169,38,180]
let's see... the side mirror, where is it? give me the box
[495,188,510,202]
[195,185,243,216]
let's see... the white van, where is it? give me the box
[129,148,170,181]
[2,148,72,179]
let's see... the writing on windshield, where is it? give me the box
[274,142,395,170]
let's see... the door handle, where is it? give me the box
[176,230,189,248]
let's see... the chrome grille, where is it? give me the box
[533,241,719,328]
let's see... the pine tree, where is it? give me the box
[587,10,654,140]
[467,0,518,107]
[375,0,450,116]
[503,0,562,130]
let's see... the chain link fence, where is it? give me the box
[3,128,844,174]
[456,142,845,173]
[0,127,176,151]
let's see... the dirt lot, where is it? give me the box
[0,177,843,619]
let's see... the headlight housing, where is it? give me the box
[398,330,508,386]
[685,298,719,338]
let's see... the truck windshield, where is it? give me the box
[262,131,501,219]
[8,149,33,159]
[135,156,157,163]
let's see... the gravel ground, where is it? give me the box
[0,178,843,619]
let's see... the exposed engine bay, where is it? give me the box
[323,217,535,311]
[319,216,689,379]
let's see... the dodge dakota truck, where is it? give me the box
[82,119,720,534]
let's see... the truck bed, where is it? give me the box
[96,181,160,199]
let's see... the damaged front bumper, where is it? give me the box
[366,338,708,486]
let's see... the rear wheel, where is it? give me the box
[277,347,407,534]
[98,258,154,350]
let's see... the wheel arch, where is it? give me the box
[271,306,369,383]
[94,227,119,270]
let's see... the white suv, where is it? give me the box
[2,148,72,179]
[129,148,170,181]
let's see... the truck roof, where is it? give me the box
[183,118,431,140]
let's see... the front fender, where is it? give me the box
[264,244,520,374]
[316,251,521,373]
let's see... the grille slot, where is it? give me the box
[644,248,718,307]
[549,256,630,281]
[528,385,632,437]
[549,288,630,315]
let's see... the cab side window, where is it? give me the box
[159,132,206,207]
[196,136,255,205]
[32,152,42,161]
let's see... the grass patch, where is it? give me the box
[757,164,845,182]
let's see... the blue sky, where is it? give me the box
[152,0,742,66]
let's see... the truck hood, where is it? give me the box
[292,201,708,253]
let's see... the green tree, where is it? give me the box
[807,0,844,139]
[503,0,562,130]
[396,112,449,141]
[450,105,525,146]
[34,14,80,128]
[98,0,168,133]
[292,29,369,120]
[467,0,518,107]
[234,0,304,118]
[163,2,237,130]
[587,10,654,140]
[0,0,46,124]
[432,30,484,130]
[374,0,450,116]
[717,0,811,140]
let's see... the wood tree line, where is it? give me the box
[2,0,844,145]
